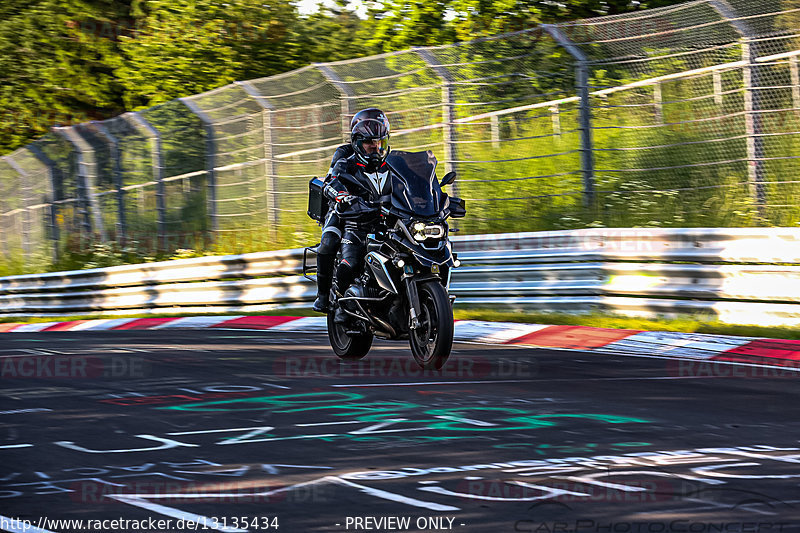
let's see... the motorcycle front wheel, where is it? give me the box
[327,310,373,360]
[409,281,454,370]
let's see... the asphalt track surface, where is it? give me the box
[1,329,799,533]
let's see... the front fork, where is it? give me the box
[403,274,422,330]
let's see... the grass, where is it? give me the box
[1,307,798,341]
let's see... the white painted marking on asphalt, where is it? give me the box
[167,427,265,435]
[434,415,496,426]
[264,464,333,470]
[19,349,51,356]
[55,435,198,453]
[686,497,778,516]
[296,420,364,427]
[490,376,734,383]
[420,481,591,502]
[0,444,33,449]
[115,476,330,500]
[692,462,800,479]
[261,383,291,389]
[109,496,246,532]
[331,379,540,387]
[330,476,460,511]
[111,477,334,531]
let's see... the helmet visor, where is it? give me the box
[356,136,389,158]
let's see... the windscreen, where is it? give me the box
[386,150,443,217]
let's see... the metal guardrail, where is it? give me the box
[2,228,800,326]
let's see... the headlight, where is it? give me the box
[412,223,445,241]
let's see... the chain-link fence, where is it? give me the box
[2,0,800,274]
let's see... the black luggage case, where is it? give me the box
[308,177,328,222]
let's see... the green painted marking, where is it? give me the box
[274,400,421,416]
[492,441,652,451]
[158,392,651,436]
[160,391,364,412]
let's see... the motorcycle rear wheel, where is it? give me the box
[409,281,454,370]
[327,310,373,360]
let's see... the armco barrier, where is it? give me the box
[2,228,800,326]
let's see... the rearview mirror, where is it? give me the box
[440,171,457,187]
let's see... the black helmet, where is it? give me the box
[350,108,390,134]
[350,108,390,170]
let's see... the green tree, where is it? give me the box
[0,0,129,152]
[295,1,367,64]
[358,0,692,53]
[359,0,457,52]
[112,0,305,109]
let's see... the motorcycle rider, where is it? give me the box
[319,109,392,323]
[311,143,352,313]
[313,108,391,313]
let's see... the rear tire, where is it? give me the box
[327,309,373,360]
[409,281,454,370]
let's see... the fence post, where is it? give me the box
[27,145,61,262]
[53,126,106,243]
[491,115,500,149]
[3,157,31,259]
[550,104,561,137]
[542,24,595,208]
[91,122,127,247]
[180,98,218,239]
[653,82,664,124]
[236,81,279,234]
[713,69,724,107]
[315,64,354,143]
[415,47,460,199]
[791,55,800,115]
[125,112,167,251]
[0,165,7,260]
[708,0,765,221]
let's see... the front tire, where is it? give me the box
[327,310,373,360]
[409,281,454,370]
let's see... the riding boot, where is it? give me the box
[313,252,335,313]
[313,273,332,313]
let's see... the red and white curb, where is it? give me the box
[1,315,799,370]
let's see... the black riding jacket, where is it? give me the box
[327,144,354,177]
[324,154,393,206]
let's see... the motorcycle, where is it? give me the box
[304,150,466,370]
